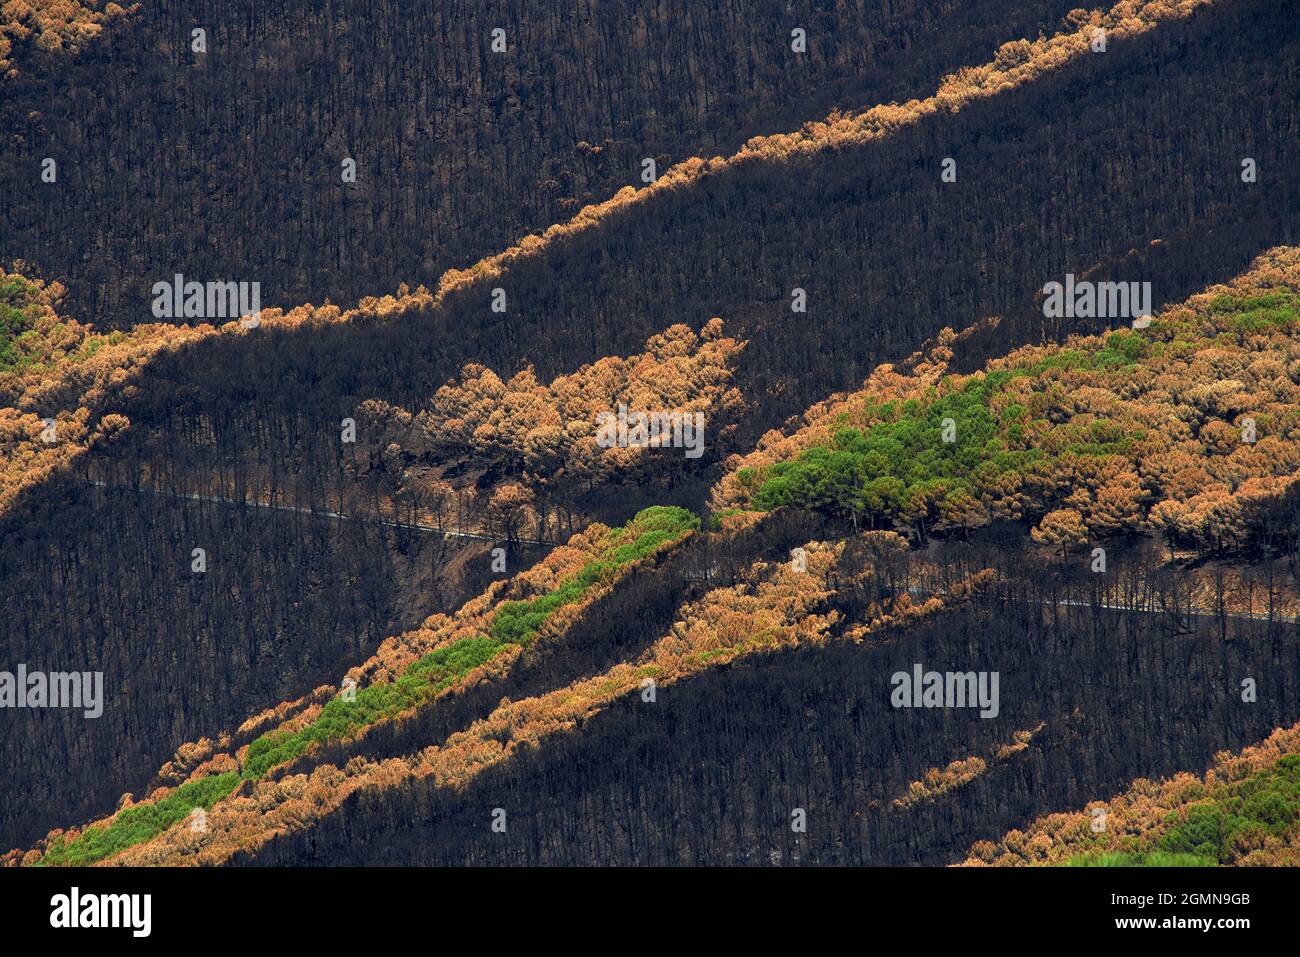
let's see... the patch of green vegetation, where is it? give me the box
[0,276,38,372]
[1208,290,1300,314]
[1062,851,1217,867]
[752,376,1038,525]
[490,505,698,644]
[37,772,242,867]
[491,582,586,645]
[1010,330,1148,378]
[1207,291,1300,333]
[1156,754,1300,863]
[744,311,1205,528]
[241,634,507,779]
[1096,328,1148,366]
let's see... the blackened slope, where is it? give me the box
[6,0,1297,855]
[246,596,1300,865]
[0,0,1083,329]
[4,3,1293,852]
[0,478,508,852]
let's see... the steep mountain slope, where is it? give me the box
[3,0,1295,854]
